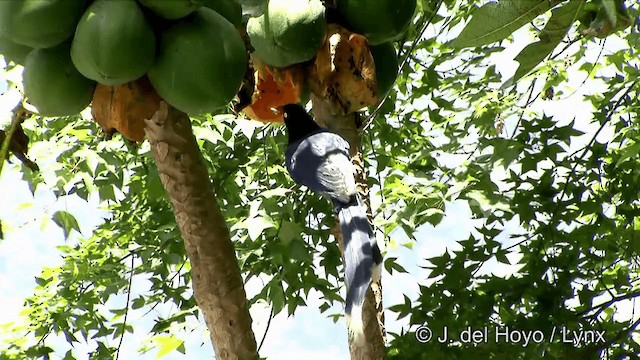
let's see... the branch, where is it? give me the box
[257,306,274,352]
[553,79,638,220]
[115,255,135,360]
[577,290,640,317]
[0,102,35,175]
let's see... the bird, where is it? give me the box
[281,103,383,340]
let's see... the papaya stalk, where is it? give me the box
[144,102,258,360]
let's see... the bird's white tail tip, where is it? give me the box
[346,305,365,342]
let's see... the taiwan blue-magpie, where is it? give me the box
[282,103,382,339]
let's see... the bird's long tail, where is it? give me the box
[335,196,383,340]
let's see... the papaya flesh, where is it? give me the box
[148,8,248,115]
[71,0,156,86]
[92,77,162,142]
[242,63,302,123]
[0,0,87,48]
[309,24,377,114]
[23,42,96,117]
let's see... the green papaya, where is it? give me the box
[370,42,399,97]
[338,0,416,45]
[23,43,96,117]
[71,0,156,85]
[148,8,247,114]
[138,0,202,20]
[204,0,243,27]
[0,37,32,65]
[247,0,326,67]
[0,0,87,48]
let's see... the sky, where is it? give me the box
[1,10,639,360]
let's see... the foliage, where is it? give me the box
[1,0,640,359]
[383,0,640,358]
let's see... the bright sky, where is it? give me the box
[0,12,638,360]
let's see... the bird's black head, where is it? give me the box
[282,103,321,144]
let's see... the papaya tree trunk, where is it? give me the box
[312,96,386,360]
[144,102,258,360]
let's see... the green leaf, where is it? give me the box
[465,190,511,214]
[146,167,166,201]
[155,335,184,359]
[132,297,146,310]
[384,257,401,274]
[278,220,302,244]
[615,141,640,167]
[15,201,34,210]
[34,276,51,287]
[513,0,585,81]
[598,0,617,28]
[451,0,556,48]
[495,250,511,265]
[246,215,275,240]
[51,210,81,240]
[62,350,75,360]
[630,231,640,255]
[390,261,408,274]
[269,282,285,315]
[260,188,291,198]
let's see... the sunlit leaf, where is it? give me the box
[51,210,81,240]
[155,335,184,359]
[513,0,585,81]
[452,0,556,48]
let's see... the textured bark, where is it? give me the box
[312,95,386,360]
[0,103,37,173]
[144,103,258,360]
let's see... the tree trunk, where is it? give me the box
[312,95,386,360]
[144,102,258,360]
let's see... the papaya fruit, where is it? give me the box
[243,63,302,123]
[71,0,156,86]
[247,0,326,67]
[310,24,377,114]
[0,0,87,49]
[0,37,32,65]
[23,42,96,117]
[370,42,399,97]
[204,0,243,27]
[91,77,162,142]
[338,0,416,45]
[138,0,201,20]
[147,8,247,115]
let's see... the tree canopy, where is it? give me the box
[1,0,639,359]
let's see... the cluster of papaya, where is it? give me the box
[0,0,415,138]
[244,0,414,121]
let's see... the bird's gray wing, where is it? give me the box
[286,132,356,203]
